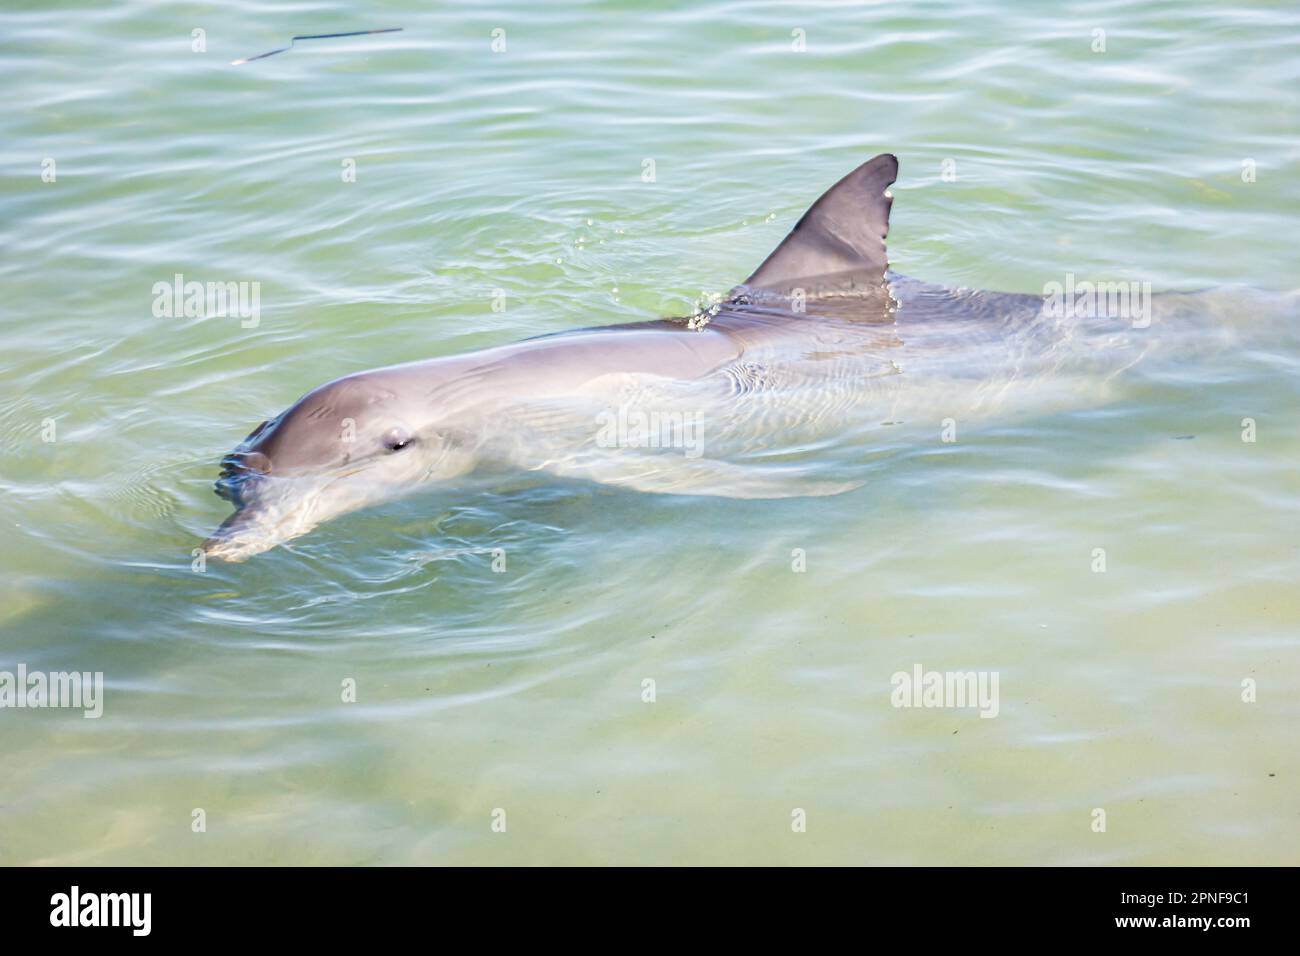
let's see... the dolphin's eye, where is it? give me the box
[382,427,412,452]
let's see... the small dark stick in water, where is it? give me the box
[231,28,403,66]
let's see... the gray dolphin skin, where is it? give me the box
[203,153,1223,561]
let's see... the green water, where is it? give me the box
[2,1,1298,865]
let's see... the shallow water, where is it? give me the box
[1,1,1297,865]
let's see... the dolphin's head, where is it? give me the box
[203,370,468,561]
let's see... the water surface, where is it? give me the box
[1,0,1297,864]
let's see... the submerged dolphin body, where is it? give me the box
[203,154,1225,560]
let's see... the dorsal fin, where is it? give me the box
[743,153,898,291]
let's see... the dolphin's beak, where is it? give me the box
[202,505,280,562]
[204,465,344,561]
[204,444,382,561]
[205,462,288,562]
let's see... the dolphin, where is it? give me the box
[202,153,1229,561]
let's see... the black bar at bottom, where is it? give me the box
[0,866,1288,941]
